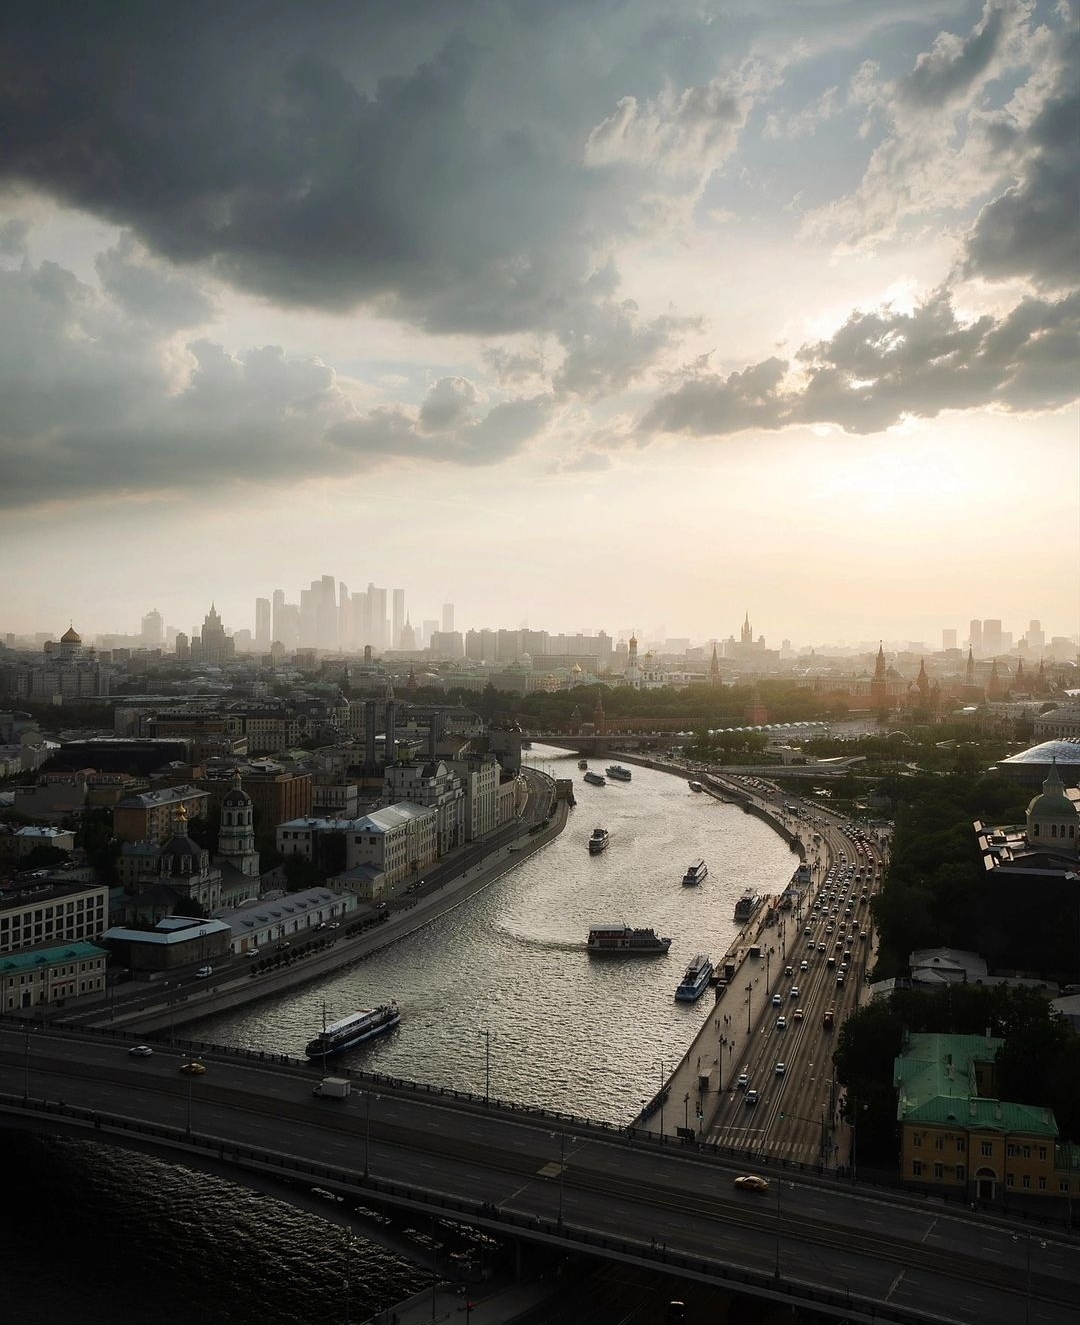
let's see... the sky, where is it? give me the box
[2,0,1077,649]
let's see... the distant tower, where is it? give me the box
[626,632,640,689]
[870,642,887,709]
[916,658,930,704]
[1014,657,1027,691]
[740,612,753,647]
[709,643,721,686]
[987,658,1003,699]
[593,689,606,736]
[59,624,83,661]
[217,771,260,878]
[965,648,976,686]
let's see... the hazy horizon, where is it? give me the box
[2,2,1077,644]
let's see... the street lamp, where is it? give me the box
[745,981,753,1034]
[683,1091,690,1133]
[1012,1233,1047,1325]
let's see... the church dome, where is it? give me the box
[60,625,82,644]
[221,771,251,809]
[159,833,207,876]
[1026,761,1077,821]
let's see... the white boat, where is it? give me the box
[675,953,714,1002]
[682,859,708,886]
[734,889,762,923]
[305,1003,400,1059]
[587,923,672,955]
[588,828,610,854]
[688,781,704,793]
[606,765,632,782]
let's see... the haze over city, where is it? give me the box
[1,1,1077,644]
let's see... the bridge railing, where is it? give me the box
[0,1090,968,1325]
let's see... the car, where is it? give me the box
[818,942,826,952]
[745,1089,759,1106]
[245,947,260,957]
[774,1062,785,1075]
[196,965,213,978]
[859,930,868,940]
[783,965,793,977]
[128,1044,154,1057]
[799,959,809,971]
[771,993,782,1006]
[826,956,836,968]
[789,985,799,998]
[179,1060,207,1075]
[825,923,834,934]
[775,1015,787,1030]
[793,1007,804,1021]
[734,1174,769,1192]
[736,1071,749,1090]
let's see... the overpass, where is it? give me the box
[1,1024,1077,1325]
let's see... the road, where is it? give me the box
[1,1024,1077,1325]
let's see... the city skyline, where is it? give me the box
[1,3,1077,643]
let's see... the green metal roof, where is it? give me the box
[0,942,108,974]
[894,1032,1058,1138]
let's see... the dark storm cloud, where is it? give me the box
[0,2,737,337]
[961,25,1080,290]
[643,290,1080,437]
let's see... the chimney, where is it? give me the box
[364,700,377,768]
[385,700,397,766]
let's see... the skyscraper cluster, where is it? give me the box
[263,578,451,654]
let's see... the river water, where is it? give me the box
[2,749,796,1323]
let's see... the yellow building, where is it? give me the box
[894,1033,1066,1203]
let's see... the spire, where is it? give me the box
[1043,758,1063,796]
[873,642,886,681]
[966,648,976,683]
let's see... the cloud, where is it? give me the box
[961,21,1080,289]
[642,289,1080,437]
[95,234,216,329]
[553,300,701,399]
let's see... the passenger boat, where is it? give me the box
[688,781,703,793]
[588,828,610,854]
[587,923,672,955]
[675,953,714,1002]
[305,1003,401,1059]
[583,771,606,786]
[606,765,632,782]
[681,859,708,886]
[733,889,762,923]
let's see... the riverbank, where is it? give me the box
[68,776,570,1035]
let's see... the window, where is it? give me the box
[1060,1180,1070,1193]
[1007,1143,1017,1158]
[912,1160,924,1177]
[1006,1173,1014,1187]
[935,1136,946,1150]
[956,1137,966,1153]
[1038,1177,1047,1190]
[956,1165,966,1181]
[933,1163,944,1179]
[913,1132,924,1148]
[1039,1147,1047,1161]
[1022,1146,1031,1160]
[981,1141,993,1157]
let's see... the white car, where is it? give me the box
[736,1071,749,1090]
[775,1016,787,1030]
[128,1045,153,1058]
[196,965,213,978]
[775,1062,786,1075]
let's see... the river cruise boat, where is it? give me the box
[675,953,714,1002]
[305,1003,401,1060]
[733,889,762,923]
[588,828,610,854]
[583,771,607,786]
[682,859,708,886]
[587,923,672,955]
[606,765,632,782]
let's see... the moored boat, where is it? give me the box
[734,888,762,923]
[606,765,632,781]
[588,827,610,854]
[587,923,672,955]
[675,953,714,1002]
[583,771,606,786]
[681,859,708,886]
[688,781,703,792]
[305,1003,400,1059]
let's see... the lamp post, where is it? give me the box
[745,981,753,1034]
[1012,1233,1047,1325]
[683,1091,690,1133]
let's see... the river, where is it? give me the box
[2,748,797,1323]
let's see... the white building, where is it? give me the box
[277,801,437,888]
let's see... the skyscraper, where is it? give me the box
[272,589,285,645]
[140,609,163,646]
[255,598,271,650]
[442,602,455,634]
[392,588,405,650]
[982,619,1003,656]
[968,619,983,654]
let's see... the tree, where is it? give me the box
[18,844,71,871]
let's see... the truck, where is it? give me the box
[312,1076,351,1099]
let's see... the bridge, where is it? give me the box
[2,1024,1077,1325]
